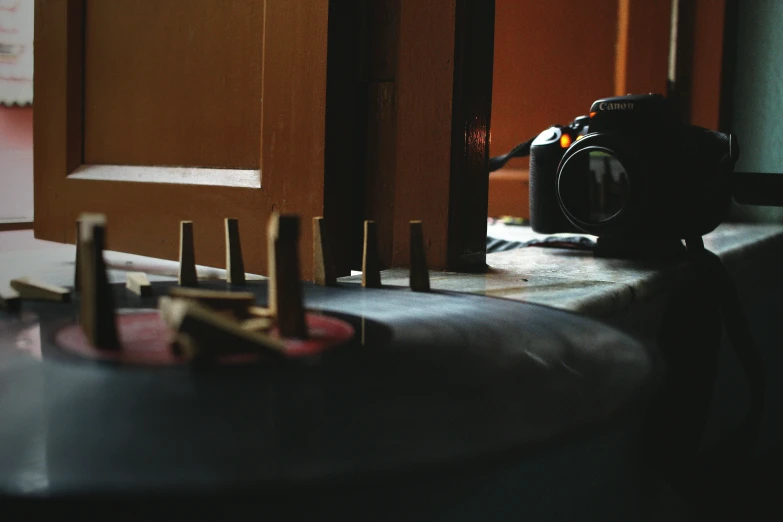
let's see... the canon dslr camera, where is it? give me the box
[529,93,738,240]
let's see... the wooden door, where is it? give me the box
[34,0,337,278]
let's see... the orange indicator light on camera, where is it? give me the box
[590,112,597,118]
[560,134,572,148]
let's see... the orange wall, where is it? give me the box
[491,0,619,165]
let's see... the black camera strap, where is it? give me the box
[488,137,534,172]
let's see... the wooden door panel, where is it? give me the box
[34,0,332,277]
[83,0,263,169]
[62,180,266,268]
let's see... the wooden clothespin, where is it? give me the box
[168,287,255,319]
[126,272,152,297]
[313,216,336,286]
[0,287,20,313]
[178,220,198,287]
[267,213,308,339]
[362,220,382,288]
[10,277,71,302]
[78,213,120,350]
[164,299,286,364]
[409,220,430,292]
[225,218,246,285]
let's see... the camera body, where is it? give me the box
[529,94,738,240]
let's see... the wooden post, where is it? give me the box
[178,220,198,287]
[313,217,337,286]
[362,220,382,288]
[409,221,430,292]
[267,214,308,339]
[79,213,120,350]
[225,218,246,285]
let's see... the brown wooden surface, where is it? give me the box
[0,220,33,232]
[363,1,399,268]
[258,0,330,279]
[488,169,529,218]
[33,0,85,242]
[390,0,457,269]
[616,0,671,97]
[83,0,263,169]
[673,0,726,129]
[491,0,618,167]
[35,0,333,279]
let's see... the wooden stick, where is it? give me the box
[164,299,286,363]
[267,213,308,339]
[241,316,274,332]
[0,287,21,313]
[178,220,198,287]
[409,220,430,292]
[126,272,152,297]
[10,277,71,302]
[225,218,246,285]
[168,287,255,319]
[74,219,82,291]
[362,220,382,288]
[78,213,120,350]
[248,305,275,319]
[313,216,337,286]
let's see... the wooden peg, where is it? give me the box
[409,221,431,292]
[241,316,274,333]
[225,218,246,285]
[126,272,152,297]
[313,216,337,286]
[78,213,120,350]
[168,287,255,319]
[10,277,71,302]
[178,220,198,287]
[267,213,308,339]
[164,299,286,363]
[248,305,274,319]
[362,220,382,288]
[0,287,21,313]
[74,219,82,291]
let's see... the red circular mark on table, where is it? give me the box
[55,310,354,366]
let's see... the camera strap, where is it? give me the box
[488,137,535,172]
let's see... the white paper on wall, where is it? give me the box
[0,0,33,106]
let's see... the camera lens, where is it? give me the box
[558,148,630,226]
